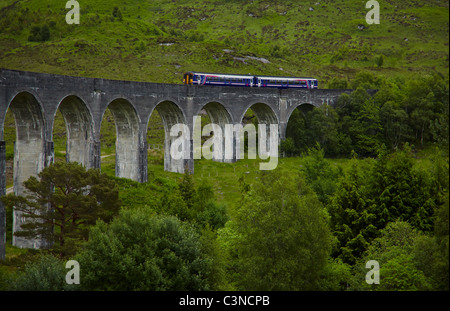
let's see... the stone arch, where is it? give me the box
[56,95,94,168]
[239,102,279,161]
[6,91,48,249]
[196,101,233,163]
[282,102,320,156]
[148,100,187,173]
[194,100,234,124]
[102,98,141,181]
[240,102,279,126]
[287,103,315,120]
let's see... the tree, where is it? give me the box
[178,167,196,210]
[379,101,410,150]
[197,201,229,230]
[335,88,381,156]
[76,209,215,291]
[40,24,50,41]
[285,108,307,154]
[285,106,341,156]
[27,24,50,42]
[432,194,449,290]
[351,221,433,291]
[328,157,376,265]
[305,106,341,156]
[318,258,352,291]
[220,169,333,290]
[300,144,340,204]
[349,71,381,90]
[1,162,120,256]
[368,146,437,232]
[9,255,70,291]
[337,88,383,157]
[280,137,296,157]
[352,96,383,156]
[327,77,348,89]
[177,169,229,229]
[403,75,447,147]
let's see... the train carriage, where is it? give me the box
[183,72,318,89]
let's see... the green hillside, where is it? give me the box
[0,0,448,84]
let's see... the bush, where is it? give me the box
[9,255,69,291]
[27,25,50,42]
[375,54,384,68]
[197,201,229,230]
[112,6,123,21]
[76,209,215,290]
[351,221,434,291]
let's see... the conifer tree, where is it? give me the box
[1,162,120,256]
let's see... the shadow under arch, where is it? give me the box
[242,102,279,126]
[285,103,316,131]
[238,102,279,162]
[196,101,233,163]
[102,98,141,181]
[56,95,94,168]
[284,103,318,156]
[148,100,187,173]
[6,91,48,249]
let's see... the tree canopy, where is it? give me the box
[76,209,214,291]
[218,169,333,290]
[1,162,120,256]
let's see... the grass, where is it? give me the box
[0,0,447,85]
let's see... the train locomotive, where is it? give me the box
[183,72,318,89]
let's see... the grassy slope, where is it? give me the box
[0,0,448,84]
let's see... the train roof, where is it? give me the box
[186,72,317,80]
[187,72,253,79]
[257,75,317,80]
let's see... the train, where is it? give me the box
[183,72,318,89]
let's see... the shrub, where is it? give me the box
[76,209,214,291]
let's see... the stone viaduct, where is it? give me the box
[0,68,361,258]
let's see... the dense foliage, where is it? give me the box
[284,73,449,158]
[217,169,333,290]
[76,210,214,291]
[1,146,448,291]
[1,162,120,256]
